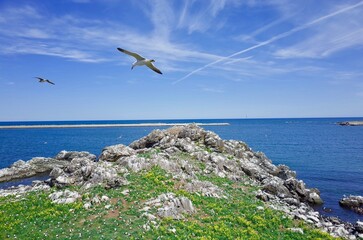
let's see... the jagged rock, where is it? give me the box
[355,221,363,233]
[0,157,70,182]
[339,195,363,214]
[274,165,296,180]
[262,177,293,198]
[177,124,205,141]
[49,167,65,179]
[49,190,81,204]
[0,181,50,197]
[204,131,224,152]
[256,190,276,202]
[307,191,324,205]
[284,178,307,198]
[55,150,96,161]
[99,144,136,162]
[51,156,128,189]
[130,129,166,149]
[240,160,268,181]
[183,180,226,198]
[144,193,195,220]
[0,150,96,183]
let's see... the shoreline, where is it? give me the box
[0,122,230,129]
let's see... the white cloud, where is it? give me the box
[175,1,363,83]
[177,0,239,34]
[0,3,229,67]
[275,2,363,59]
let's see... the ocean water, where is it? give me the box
[0,118,362,223]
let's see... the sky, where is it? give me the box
[0,0,363,121]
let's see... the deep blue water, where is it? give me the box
[0,118,362,223]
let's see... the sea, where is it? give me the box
[0,118,362,223]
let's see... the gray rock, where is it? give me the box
[284,178,307,198]
[355,221,363,233]
[52,156,128,189]
[49,167,64,179]
[307,191,324,205]
[84,202,92,209]
[0,181,50,197]
[144,193,195,220]
[176,124,204,141]
[0,157,69,182]
[49,190,81,204]
[274,165,296,180]
[183,180,226,198]
[204,131,224,152]
[262,177,291,197]
[55,150,96,162]
[340,195,363,215]
[288,228,304,234]
[99,144,136,162]
[130,129,166,149]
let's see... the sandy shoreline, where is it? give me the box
[0,123,230,129]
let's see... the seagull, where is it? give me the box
[117,48,162,74]
[35,77,55,85]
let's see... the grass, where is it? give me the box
[0,166,337,239]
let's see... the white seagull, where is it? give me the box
[35,77,55,85]
[117,48,162,74]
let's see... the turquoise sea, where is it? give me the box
[0,118,362,223]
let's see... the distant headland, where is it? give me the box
[0,122,230,129]
[337,121,363,126]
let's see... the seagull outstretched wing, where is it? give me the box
[117,48,144,60]
[145,61,162,74]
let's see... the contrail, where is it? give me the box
[173,1,363,84]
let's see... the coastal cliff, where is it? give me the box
[0,124,362,239]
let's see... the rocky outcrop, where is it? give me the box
[142,193,195,220]
[55,150,97,161]
[49,190,81,204]
[98,144,136,162]
[0,157,68,182]
[49,155,128,189]
[0,151,96,183]
[339,195,363,215]
[0,124,360,239]
[0,180,50,198]
[126,124,323,207]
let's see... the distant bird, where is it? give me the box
[117,48,162,74]
[35,77,55,85]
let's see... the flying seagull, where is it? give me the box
[35,77,55,85]
[117,48,162,74]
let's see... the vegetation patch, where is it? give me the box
[0,166,336,239]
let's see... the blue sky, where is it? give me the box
[1,0,363,121]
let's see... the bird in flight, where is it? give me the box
[117,48,162,74]
[35,77,55,85]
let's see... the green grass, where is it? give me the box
[0,166,336,239]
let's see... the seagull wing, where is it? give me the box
[117,48,144,60]
[46,80,55,85]
[146,61,162,74]
[35,77,44,81]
